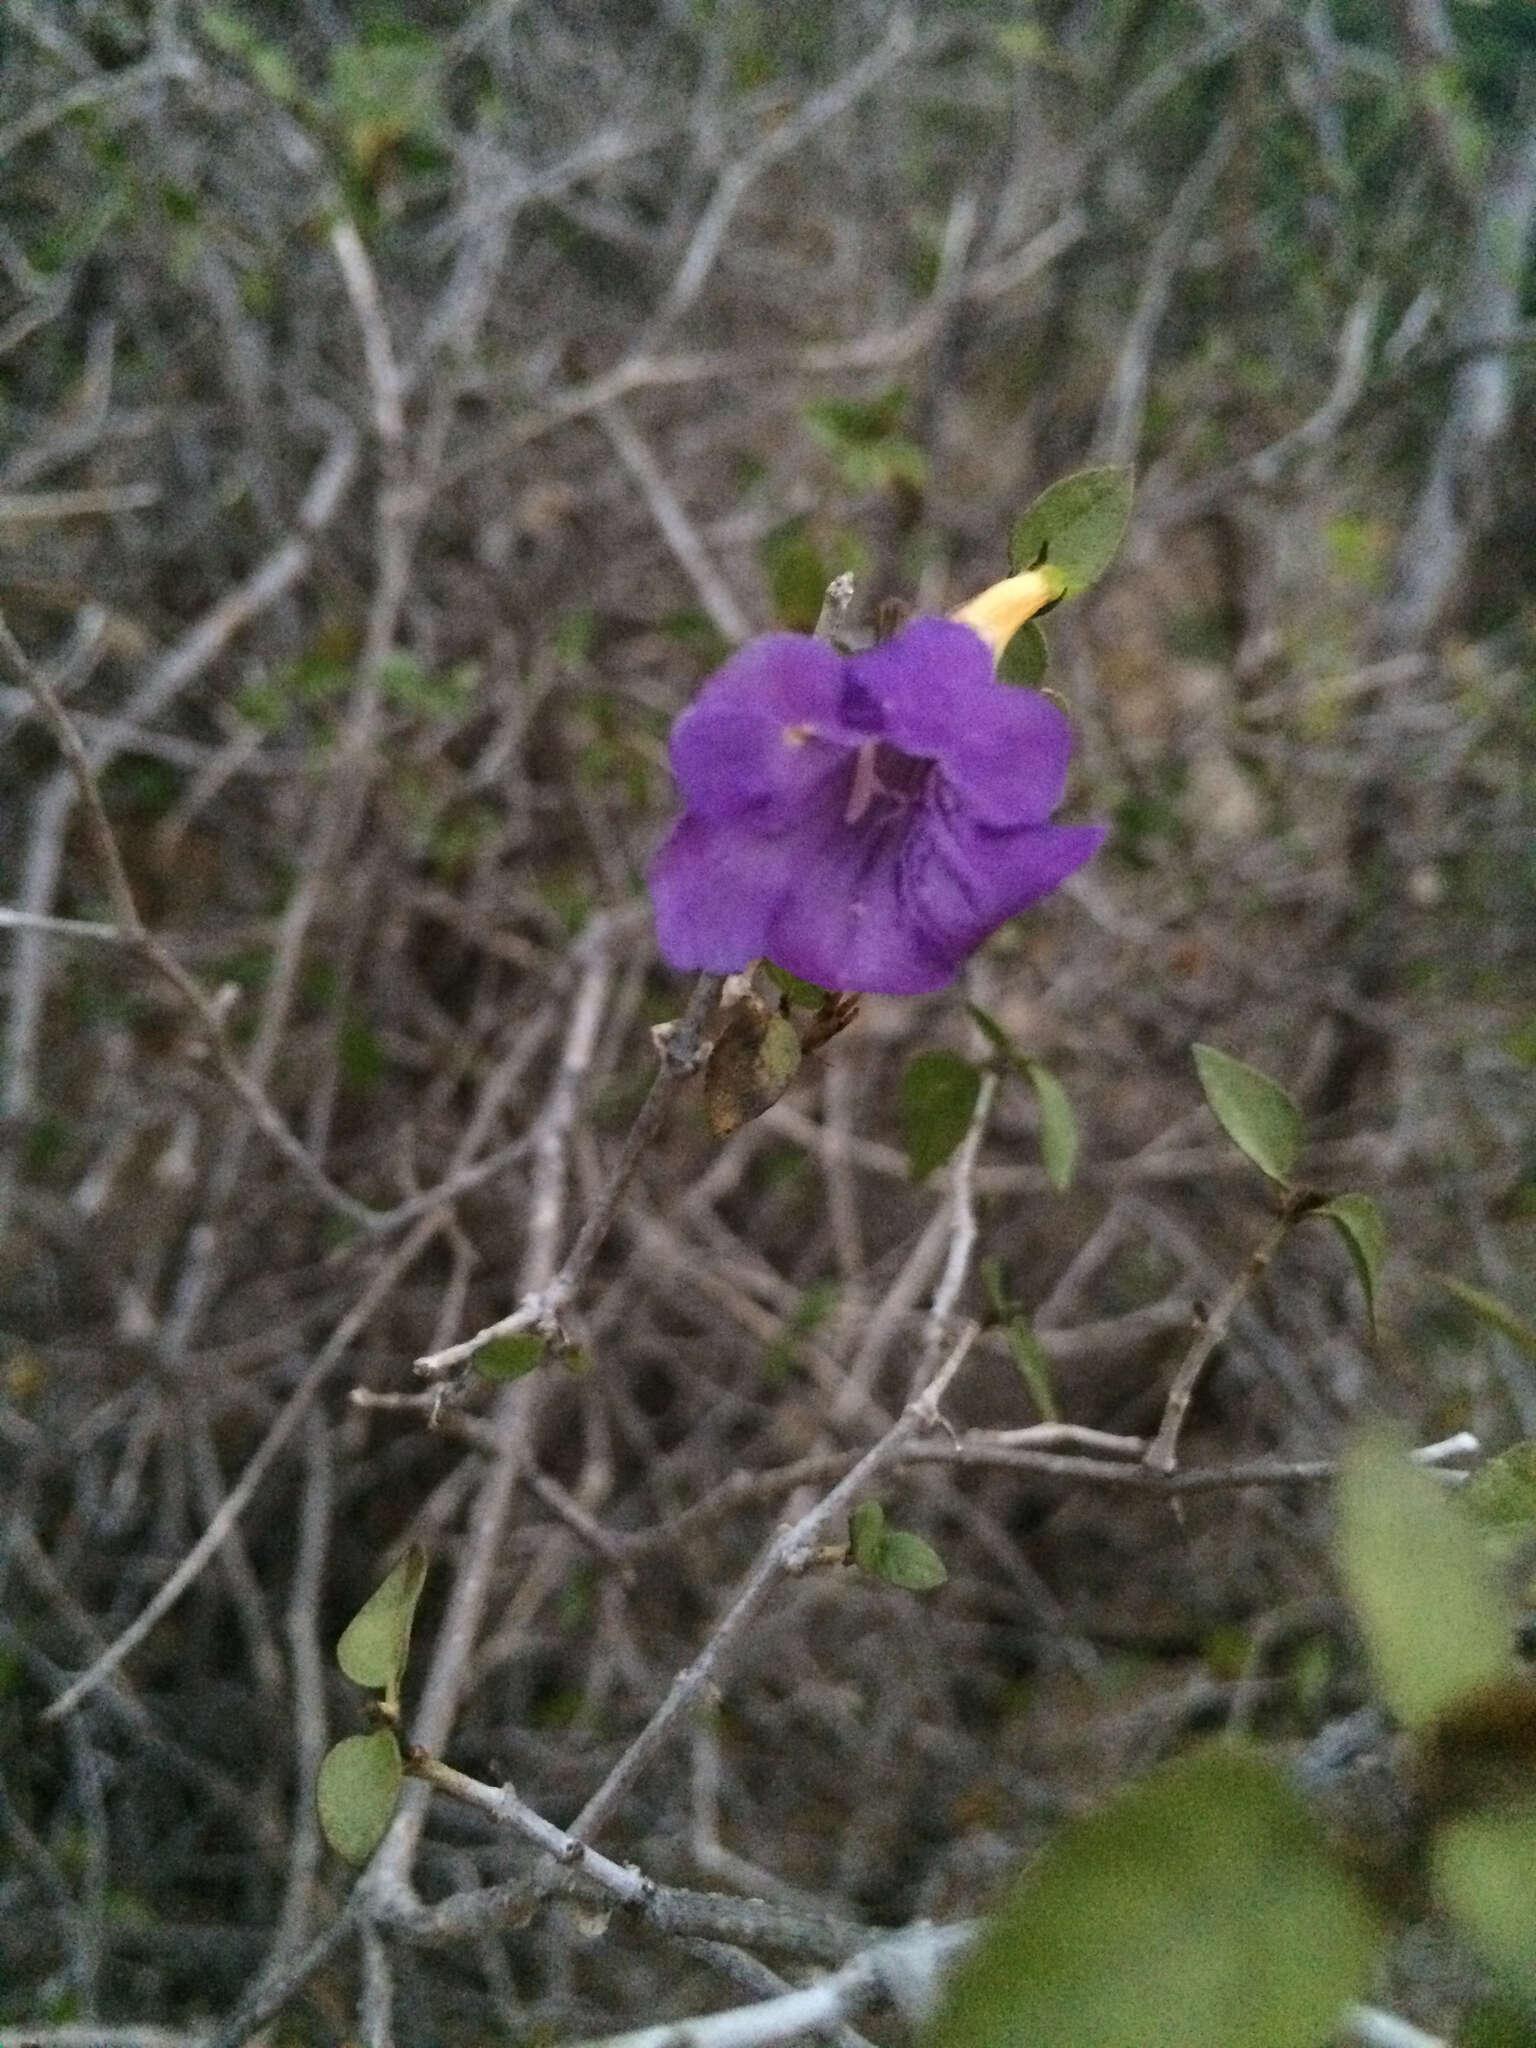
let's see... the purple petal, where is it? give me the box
[848,619,1074,826]
[668,634,853,828]
[764,806,1105,996]
[650,807,833,974]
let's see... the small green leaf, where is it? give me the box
[1433,1275,1536,1364]
[1336,1433,1512,1729]
[1024,1058,1078,1193]
[704,1000,803,1138]
[336,1546,428,1697]
[316,1730,402,1866]
[901,1050,982,1182]
[1005,1318,1060,1422]
[997,618,1049,687]
[1192,1043,1303,1185]
[1433,1805,1536,1999]
[1313,1194,1385,1325]
[927,1745,1378,2048]
[873,1529,948,1592]
[849,1499,886,1571]
[1463,1441,1536,1555]
[475,1333,546,1382]
[763,960,832,1009]
[1008,467,1134,598]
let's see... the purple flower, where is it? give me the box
[649,592,1104,996]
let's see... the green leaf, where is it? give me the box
[1336,1433,1512,1729]
[1434,1276,1536,1364]
[1005,1317,1060,1422]
[1192,1043,1303,1185]
[1313,1194,1385,1325]
[704,1001,803,1138]
[1024,1058,1078,1193]
[849,1499,886,1571]
[336,1546,428,1698]
[901,1051,982,1182]
[996,617,1049,687]
[1433,1805,1536,1999]
[927,1744,1378,2048]
[316,1730,402,1866]
[1462,1441,1536,1555]
[873,1529,948,1592]
[1008,467,1134,598]
[475,1333,546,1382]
[763,960,832,1009]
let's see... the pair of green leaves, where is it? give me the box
[902,1006,1078,1193]
[848,1500,948,1592]
[316,1546,427,1866]
[998,466,1134,687]
[1192,1042,1385,1324]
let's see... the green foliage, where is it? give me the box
[1008,467,1134,598]
[763,960,831,1008]
[328,34,444,173]
[802,388,928,492]
[966,1007,1077,1190]
[1336,1434,1512,1729]
[316,1730,403,1867]
[900,1050,981,1181]
[849,1500,948,1591]
[927,1745,1378,2048]
[1023,1057,1078,1194]
[704,999,804,1138]
[1192,1043,1303,1186]
[475,1333,547,1382]
[758,518,868,632]
[319,1549,429,1865]
[1003,1317,1059,1423]
[1463,1441,1536,1556]
[1434,1276,1536,1364]
[1433,1807,1536,2001]
[996,618,1049,687]
[1312,1193,1386,1326]
[336,1545,428,1703]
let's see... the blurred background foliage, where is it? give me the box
[1,0,1533,2040]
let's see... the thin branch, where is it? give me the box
[415,971,724,1378]
[557,1920,974,2048]
[0,610,380,1231]
[568,1323,979,1845]
[1143,1199,1303,1475]
[599,402,751,643]
[398,1755,867,1965]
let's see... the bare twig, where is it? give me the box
[568,1323,979,1844]
[415,971,724,1378]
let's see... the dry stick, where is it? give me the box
[599,401,751,644]
[1154,278,1384,524]
[1092,111,1242,468]
[368,932,630,1899]
[1142,1202,1301,1475]
[567,1322,979,1846]
[397,1756,867,1967]
[41,1212,444,1722]
[651,11,918,332]
[559,1920,975,2048]
[415,970,724,1377]
[0,611,379,1232]
[266,1414,335,1973]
